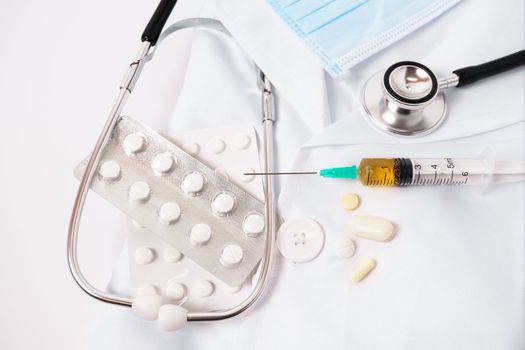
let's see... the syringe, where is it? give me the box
[246,158,525,187]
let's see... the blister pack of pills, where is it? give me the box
[74,116,266,286]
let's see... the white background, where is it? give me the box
[0,1,202,349]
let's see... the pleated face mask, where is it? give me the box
[267,0,461,76]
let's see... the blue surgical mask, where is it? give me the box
[267,0,461,75]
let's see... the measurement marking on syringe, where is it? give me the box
[451,170,454,182]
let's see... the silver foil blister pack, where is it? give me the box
[74,116,265,286]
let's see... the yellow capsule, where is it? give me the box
[350,259,376,283]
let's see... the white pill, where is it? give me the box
[222,283,242,294]
[98,160,121,181]
[207,138,225,154]
[181,172,205,195]
[136,284,157,296]
[195,280,215,297]
[158,202,181,224]
[220,244,244,268]
[128,181,150,203]
[123,133,146,154]
[182,141,200,156]
[233,134,251,150]
[242,213,265,237]
[152,152,175,175]
[333,237,356,258]
[135,247,155,265]
[163,248,182,263]
[349,215,395,242]
[350,259,377,283]
[211,192,235,215]
[189,223,212,246]
[158,304,188,332]
[242,168,256,183]
[132,294,162,321]
[165,281,186,301]
[215,168,229,180]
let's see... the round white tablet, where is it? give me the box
[123,133,146,154]
[233,134,251,150]
[136,284,157,296]
[163,248,182,263]
[242,213,265,237]
[333,237,356,258]
[195,280,215,298]
[189,223,212,246]
[158,202,181,224]
[135,247,155,265]
[182,141,200,156]
[98,160,121,181]
[242,168,256,183]
[181,172,205,195]
[207,138,225,154]
[152,152,175,175]
[220,244,244,268]
[222,283,242,294]
[128,181,151,203]
[211,192,235,215]
[165,281,186,301]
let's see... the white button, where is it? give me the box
[211,192,235,216]
[189,223,212,246]
[123,133,146,154]
[165,281,186,301]
[182,141,200,156]
[277,218,325,263]
[207,138,225,154]
[152,152,175,175]
[233,134,251,150]
[181,172,205,195]
[220,244,244,268]
[242,213,265,237]
[163,248,182,263]
[158,202,181,224]
[98,160,121,181]
[135,247,155,265]
[195,280,215,297]
[128,181,150,203]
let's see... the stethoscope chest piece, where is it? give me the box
[361,61,446,137]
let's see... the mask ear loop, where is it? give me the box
[67,18,277,328]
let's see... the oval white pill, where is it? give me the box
[135,247,155,265]
[333,237,356,258]
[195,280,215,297]
[220,244,244,268]
[123,133,146,154]
[233,134,251,150]
[163,248,182,263]
[131,294,162,321]
[211,192,235,215]
[182,141,200,156]
[158,304,188,332]
[207,138,225,154]
[189,223,212,246]
[128,181,151,203]
[152,152,175,175]
[98,160,121,181]
[165,281,186,301]
[242,213,265,237]
[349,215,395,241]
[181,172,205,195]
[350,259,376,283]
[158,202,181,224]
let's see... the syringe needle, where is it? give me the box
[243,171,318,176]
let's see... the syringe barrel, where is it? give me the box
[358,158,492,187]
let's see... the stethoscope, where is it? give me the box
[361,50,525,136]
[67,0,277,330]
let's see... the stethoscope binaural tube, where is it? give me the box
[67,0,278,330]
[362,50,525,136]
